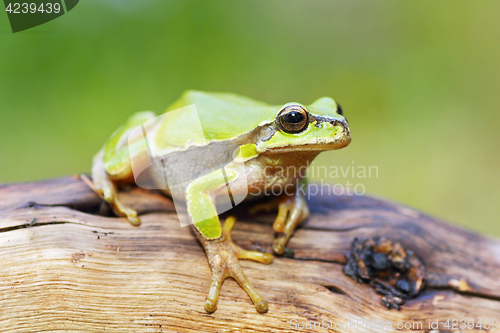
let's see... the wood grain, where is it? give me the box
[0,176,499,332]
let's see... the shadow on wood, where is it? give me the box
[0,176,499,332]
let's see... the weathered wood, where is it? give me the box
[0,176,499,332]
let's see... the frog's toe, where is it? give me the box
[254,299,269,313]
[224,216,273,264]
[273,200,291,233]
[272,237,287,255]
[114,198,141,226]
[235,247,273,264]
[124,211,141,226]
[204,297,218,313]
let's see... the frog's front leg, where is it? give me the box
[186,169,273,313]
[250,182,309,255]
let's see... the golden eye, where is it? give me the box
[278,105,308,133]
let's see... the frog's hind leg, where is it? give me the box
[87,149,140,225]
[195,216,273,313]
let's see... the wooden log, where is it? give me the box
[0,176,499,332]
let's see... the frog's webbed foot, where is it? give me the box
[251,192,309,255]
[197,216,273,313]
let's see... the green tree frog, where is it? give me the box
[90,90,351,313]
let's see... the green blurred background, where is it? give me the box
[1,0,499,236]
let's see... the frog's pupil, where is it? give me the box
[283,111,304,123]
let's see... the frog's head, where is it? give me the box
[256,97,351,153]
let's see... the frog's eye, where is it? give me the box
[336,103,343,116]
[278,105,308,133]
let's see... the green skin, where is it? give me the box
[91,90,351,313]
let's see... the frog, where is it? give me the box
[89,90,351,313]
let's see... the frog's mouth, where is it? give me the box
[266,137,351,153]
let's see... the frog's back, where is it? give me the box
[142,91,273,198]
[152,91,276,152]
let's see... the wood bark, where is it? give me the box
[0,176,499,332]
